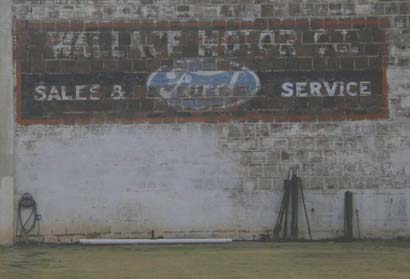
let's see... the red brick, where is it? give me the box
[85,21,99,31]
[139,19,156,30]
[55,21,70,31]
[41,21,56,31]
[27,21,42,31]
[70,20,85,31]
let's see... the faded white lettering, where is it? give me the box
[61,86,72,100]
[75,85,87,100]
[296,82,308,97]
[47,86,62,101]
[34,85,46,101]
[323,82,338,97]
[346,82,358,96]
[360,81,371,96]
[309,82,322,96]
[281,81,373,97]
[281,82,294,97]
[90,84,101,100]
[111,85,126,99]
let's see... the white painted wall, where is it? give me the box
[16,125,273,241]
[15,123,410,242]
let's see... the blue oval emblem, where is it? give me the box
[147,61,260,110]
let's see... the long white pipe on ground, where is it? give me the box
[79,238,233,245]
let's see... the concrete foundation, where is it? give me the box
[0,177,15,245]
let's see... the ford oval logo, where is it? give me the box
[147,60,260,110]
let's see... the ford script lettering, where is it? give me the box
[147,63,260,110]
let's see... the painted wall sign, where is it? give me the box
[15,18,388,124]
[147,60,260,110]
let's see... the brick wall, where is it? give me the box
[13,0,410,242]
[15,17,388,123]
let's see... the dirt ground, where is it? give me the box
[0,241,409,279]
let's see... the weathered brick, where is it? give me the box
[9,0,410,242]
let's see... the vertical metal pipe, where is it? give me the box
[344,191,354,241]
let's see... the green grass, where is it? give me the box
[0,241,409,279]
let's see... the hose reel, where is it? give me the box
[16,193,43,243]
